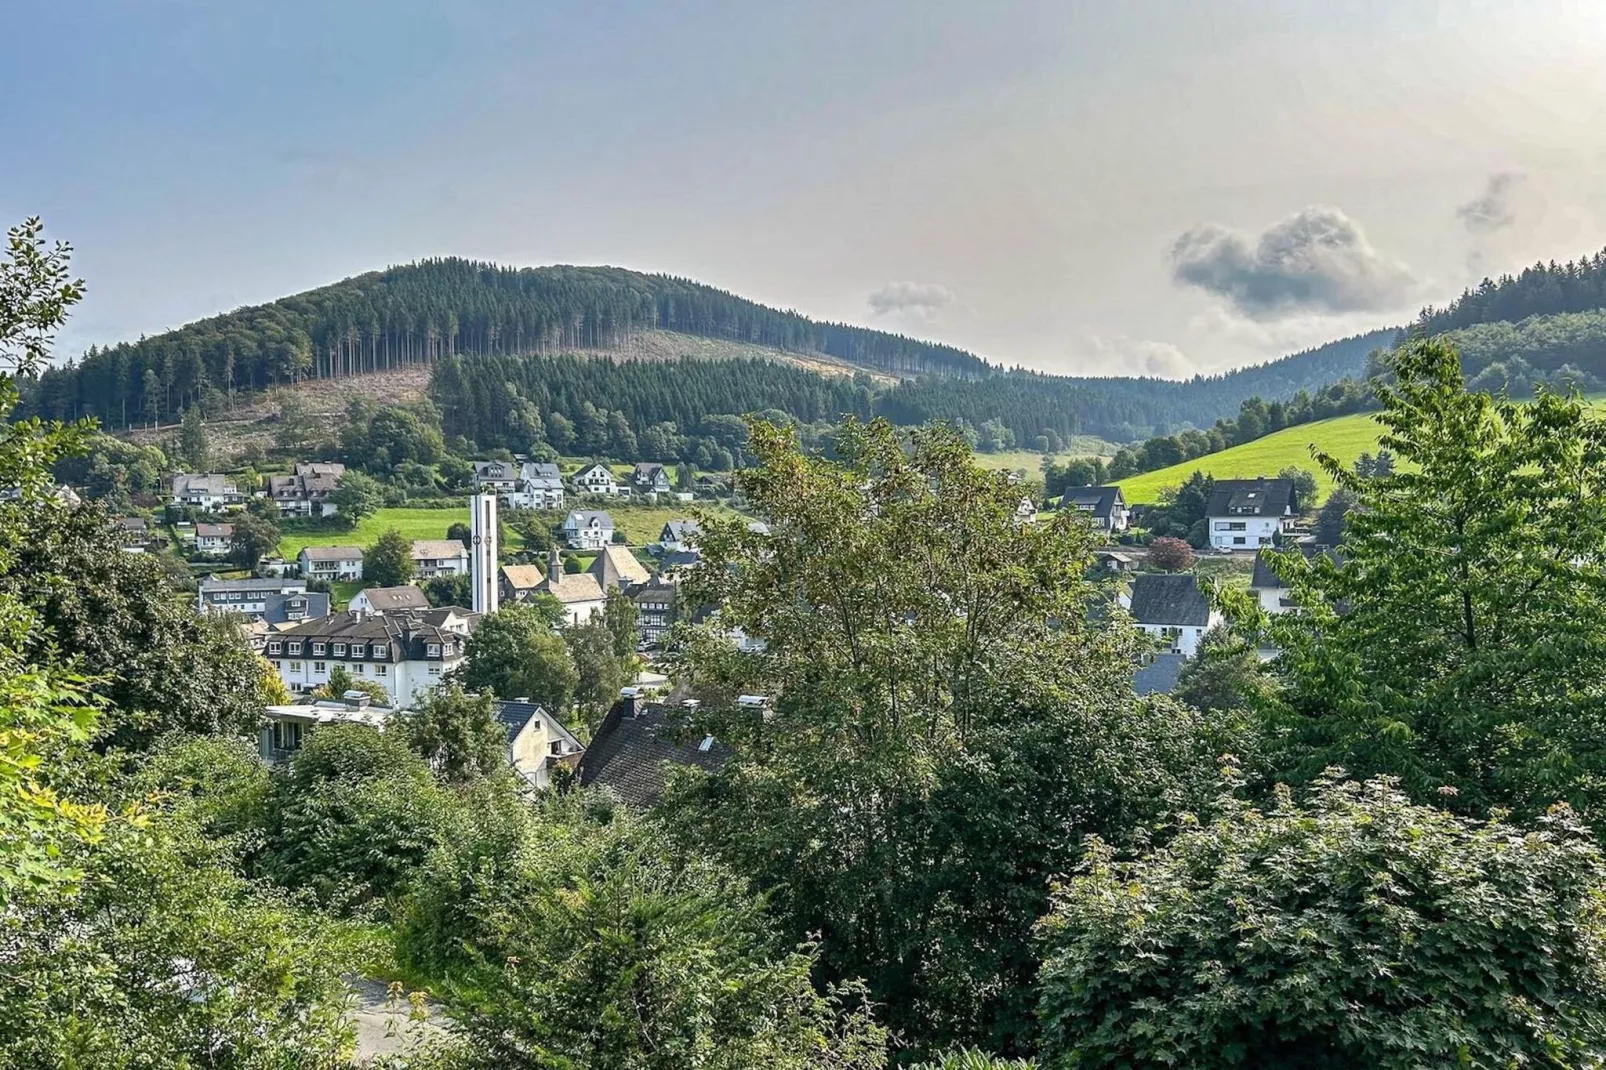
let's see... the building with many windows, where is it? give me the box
[1206,478,1299,550]
[266,609,475,707]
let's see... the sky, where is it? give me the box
[5,0,1606,378]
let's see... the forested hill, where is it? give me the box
[1415,247,1606,335]
[21,259,990,427]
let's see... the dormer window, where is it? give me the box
[288,641,303,656]
[311,642,326,657]
[268,641,282,654]
[351,643,365,658]
[333,643,346,657]
[426,643,440,658]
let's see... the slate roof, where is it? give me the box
[633,462,668,482]
[473,459,518,480]
[1128,573,1213,627]
[118,515,149,532]
[355,585,430,612]
[660,519,700,542]
[1207,478,1297,518]
[577,700,731,807]
[410,539,467,560]
[1062,485,1124,519]
[500,564,546,591]
[300,544,363,561]
[589,544,650,589]
[494,700,583,751]
[173,473,236,496]
[523,461,563,485]
[196,522,234,538]
[260,591,330,625]
[1252,544,1338,589]
[294,462,345,478]
[1132,653,1186,696]
[565,510,615,530]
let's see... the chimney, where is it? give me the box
[548,545,561,578]
[342,690,371,709]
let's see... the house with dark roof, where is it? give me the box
[348,584,430,616]
[1250,544,1339,615]
[171,472,243,511]
[577,696,730,807]
[631,462,672,495]
[267,609,475,707]
[495,700,584,789]
[1206,478,1298,551]
[198,576,326,625]
[571,462,626,498]
[658,519,700,552]
[563,510,616,550]
[475,460,564,510]
[1062,486,1129,533]
[632,580,677,648]
[1126,572,1221,657]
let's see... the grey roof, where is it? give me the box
[196,522,233,538]
[473,459,519,480]
[173,473,236,495]
[565,510,615,529]
[1207,478,1297,518]
[495,700,583,752]
[293,462,345,477]
[200,576,307,593]
[659,549,701,571]
[633,462,667,480]
[355,585,430,612]
[260,591,330,625]
[1253,545,1339,590]
[524,461,563,485]
[299,544,363,561]
[661,519,700,541]
[1128,573,1213,627]
[410,539,467,559]
[577,700,730,807]
[1132,653,1186,696]
[1062,485,1124,519]
[118,515,148,532]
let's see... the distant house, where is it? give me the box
[577,695,731,807]
[495,700,584,789]
[536,548,605,625]
[260,692,393,764]
[410,540,469,578]
[1095,549,1137,573]
[1126,573,1222,658]
[194,522,235,558]
[571,462,625,497]
[588,544,650,591]
[267,609,474,707]
[197,575,328,625]
[171,473,242,511]
[1207,478,1298,550]
[631,462,672,495]
[1015,497,1038,522]
[298,545,364,582]
[498,563,546,605]
[348,584,431,616]
[632,580,677,648]
[658,519,700,553]
[115,515,157,553]
[1249,544,1335,615]
[1062,486,1129,533]
[474,460,565,510]
[563,510,616,551]
[268,462,345,518]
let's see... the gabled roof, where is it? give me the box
[1207,478,1297,518]
[500,564,546,591]
[173,472,236,495]
[260,591,331,625]
[633,462,667,480]
[542,570,604,605]
[589,544,650,589]
[564,510,615,529]
[1062,485,1124,519]
[1128,573,1213,627]
[523,461,563,483]
[573,462,616,481]
[118,515,148,532]
[299,544,363,561]
[196,522,234,538]
[577,700,730,807]
[355,585,430,612]
[495,700,583,752]
[660,519,700,542]
[294,462,345,477]
[473,459,517,479]
[410,539,467,560]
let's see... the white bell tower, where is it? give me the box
[470,492,499,615]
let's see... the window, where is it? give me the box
[549,740,565,755]
[426,643,440,658]
[375,664,388,676]
[270,721,304,753]
[288,641,303,656]
[268,641,282,655]
[351,644,365,658]
[313,661,326,674]
[1233,537,1246,546]
[333,643,346,657]
[288,661,301,672]
[311,642,326,656]
[353,663,365,675]
[428,664,442,676]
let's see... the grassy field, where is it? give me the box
[972,439,1125,476]
[1116,413,1385,503]
[276,501,744,559]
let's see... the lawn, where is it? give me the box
[605,502,744,544]
[971,439,1125,476]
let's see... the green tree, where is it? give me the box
[565,619,624,726]
[365,527,415,587]
[402,683,508,785]
[663,417,1248,1056]
[272,394,315,452]
[1276,464,1317,508]
[1037,772,1606,1069]
[227,508,280,569]
[602,585,639,658]
[308,664,389,705]
[1251,338,1606,821]
[178,405,209,470]
[1173,625,1273,713]
[422,572,472,608]
[1313,484,1355,547]
[913,1053,1036,1070]
[457,602,576,709]
[398,795,889,1070]
[330,469,383,526]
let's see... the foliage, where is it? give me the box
[1145,535,1195,571]
[662,417,1252,1057]
[51,431,166,503]
[341,397,446,473]
[0,807,354,1066]
[366,526,416,587]
[423,571,472,608]
[402,684,509,785]
[1173,625,1274,714]
[912,1052,1037,1070]
[309,663,390,705]
[1251,338,1606,823]
[331,468,384,524]
[565,619,625,726]
[1139,471,1213,544]
[1036,772,1606,1069]
[1416,245,1606,334]
[1276,464,1317,506]
[398,794,889,1070]
[263,723,457,915]
[602,585,639,658]
[178,403,209,469]
[228,508,280,568]
[457,603,576,709]
[1313,484,1354,546]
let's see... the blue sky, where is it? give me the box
[6,0,1606,376]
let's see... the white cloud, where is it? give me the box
[1071,333,1195,379]
[866,281,955,318]
[1169,206,1417,319]
[1456,172,1524,234]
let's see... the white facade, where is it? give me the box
[1134,617,1221,658]
[194,524,233,556]
[572,463,626,497]
[470,493,499,615]
[198,577,309,617]
[564,510,616,550]
[298,546,364,581]
[1209,515,1283,550]
[411,540,470,578]
[267,632,465,708]
[171,473,242,511]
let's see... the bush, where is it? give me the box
[1036,771,1606,1068]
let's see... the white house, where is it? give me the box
[348,584,431,616]
[268,463,345,518]
[410,540,469,578]
[563,510,616,550]
[267,610,471,707]
[495,700,584,789]
[1207,478,1299,551]
[537,547,606,625]
[1061,486,1129,534]
[298,545,364,582]
[194,522,234,557]
[171,473,243,511]
[1126,573,1222,658]
[631,462,673,496]
[571,462,626,497]
[658,518,700,553]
